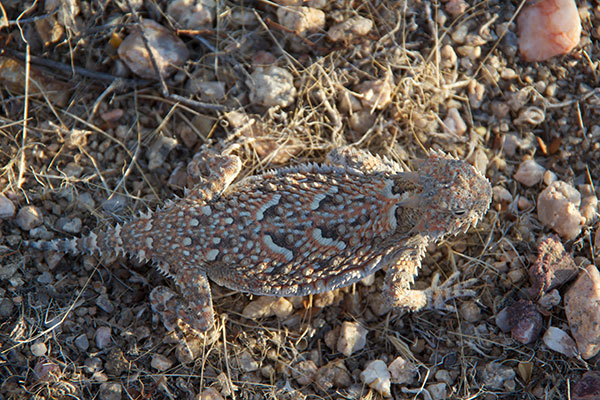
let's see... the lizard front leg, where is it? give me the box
[383,235,476,312]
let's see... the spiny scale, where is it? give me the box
[24,147,492,332]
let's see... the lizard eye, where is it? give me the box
[453,208,467,216]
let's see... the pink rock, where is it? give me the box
[517,0,581,62]
[565,263,600,359]
[573,371,600,400]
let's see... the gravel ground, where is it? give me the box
[1,1,599,399]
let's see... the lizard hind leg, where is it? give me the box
[150,271,215,332]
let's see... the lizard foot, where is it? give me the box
[150,286,214,332]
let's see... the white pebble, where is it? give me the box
[514,159,545,187]
[118,20,189,79]
[167,0,215,30]
[16,205,43,231]
[388,356,417,385]
[242,296,293,319]
[197,387,225,400]
[292,360,318,385]
[493,186,513,204]
[238,349,259,372]
[427,382,448,400]
[248,66,297,108]
[277,6,325,36]
[95,326,112,349]
[543,326,578,358]
[327,15,373,42]
[357,75,393,110]
[31,342,47,357]
[0,194,15,219]
[537,181,585,240]
[517,0,581,62]
[360,360,391,397]
[336,321,368,357]
[443,108,467,136]
[151,354,173,371]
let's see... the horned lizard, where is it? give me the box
[25,146,492,332]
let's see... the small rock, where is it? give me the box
[33,359,61,382]
[31,342,47,357]
[427,382,447,400]
[242,296,293,319]
[16,206,43,231]
[498,300,543,344]
[197,387,225,400]
[95,326,112,349]
[493,186,513,204]
[517,0,581,62]
[0,194,15,219]
[277,6,325,36]
[514,159,545,187]
[360,360,391,398]
[443,108,467,136]
[543,326,578,358]
[101,195,128,214]
[543,170,557,185]
[581,195,598,223]
[96,295,115,314]
[315,360,352,390]
[482,362,516,390]
[75,334,89,351]
[565,263,600,359]
[292,360,318,385]
[518,197,533,210]
[388,356,417,385]
[348,110,377,134]
[528,235,578,297]
[336,321,368,357]
[148,135,178,170]
[327,15,373,42]
[238,349,259,372]
[186,80,225,101]
[445,0,468,16]
[271,297,294,318]
[248,66,296,108]
[0,298,15,318]
[459,301,481,322]
[83,357,103,374]
[151,354,173,371]
[537,181,585,240]
[118,20,189,79]
[538,288,562,309]
[357,74,393,110]
[36,271,53,285]
[324,327,339,351]
[99,382,122,400]
[572,371,600,400]
[167,0,215,30]
[435,369,453,385]
[55,217,82,234]
[314,290,342,308]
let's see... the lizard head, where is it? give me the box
[400,151,492,240]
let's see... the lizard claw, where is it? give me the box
[425,271,478,312]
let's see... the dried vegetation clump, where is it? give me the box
[0,0,599,399]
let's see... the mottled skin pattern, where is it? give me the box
[25,147,492,332]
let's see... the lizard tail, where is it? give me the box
[23,224,126,257]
